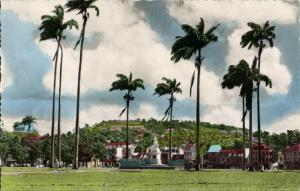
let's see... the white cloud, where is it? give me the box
[2,0,70,24]
[266,112,300,133]
[202,105,242,128]
[0,55,12,91]
[166,0,298,26]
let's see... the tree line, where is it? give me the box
[1,119,299,167]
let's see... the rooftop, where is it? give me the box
[286,144,300,152]
[14,124,37,132]
[221,149,243,154]
[207,144,222,153]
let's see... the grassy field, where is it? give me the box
[2,167,300,191]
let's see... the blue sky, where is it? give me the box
[1,0,300,134]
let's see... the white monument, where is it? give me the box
[147,135,162,165]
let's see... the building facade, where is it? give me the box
[284,144,300,169]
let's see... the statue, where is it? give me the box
[147,134,162,165]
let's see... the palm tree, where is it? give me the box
[221,59,272,171]
[240,21,275,171]
[12,122,21,131]
[21,115,37,132]
[154,77,182,162]
[40,5,78,168]
[171,18,219,170]
[65,0,99,169]
[110,72,145,159]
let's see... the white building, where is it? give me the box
[182,143,196,161]
[105,141,136,160]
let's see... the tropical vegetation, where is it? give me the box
[240,21,276,171]
[109,72,145,159]
[171,18,219,170]
[39,5,78,168]
[64,0,100,169]
[154,77,182,161]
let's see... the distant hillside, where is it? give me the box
[90,119,244,154]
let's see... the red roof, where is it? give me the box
[221,149,243,154]
[253,143,270,150]
[286,144,300,152]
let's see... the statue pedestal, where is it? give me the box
[148,135,162,165]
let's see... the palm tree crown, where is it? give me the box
[240,21,275,49]
[39,5,78,42]
[110,72,145,93]
[222,59,272,110]
[154,78,182,97]
[110,72,145,116]
[154,78,182,120]
[65,0,99,16]
[171,18,219,63]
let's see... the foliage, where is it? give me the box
[171,18,219,63]
[2,120,299,166]
[240,21,275,49]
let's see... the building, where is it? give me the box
[205,145,247,169]
[183,143,196,161]
[284,144,300,169]
[252,143,274,169]
[160,146,184,164]
[105,141,136,162]
[219,149,243,169]
[206,144,222,168]
[13,124,37,133]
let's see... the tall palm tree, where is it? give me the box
[21,115,37,132]
[65,0,99,169]
[221,59,272,171]
[154,77,182,161]
[240,21,275,171]
[171,18,219,170]
[40,5,78,168]
[110,72,145,159]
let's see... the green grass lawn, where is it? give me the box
[2,167,300,191]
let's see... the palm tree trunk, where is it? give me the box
[57,42,63,168]
[28,124,31,132]
[242,97,246,170]
[169,95,173,162]
[249,95,253,171]
[195,49,201,171]
[74,15,87,169]
[126,98,130,159]
[257,43,263,171]
[50,38,61,168]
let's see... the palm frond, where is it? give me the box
[119,107,127,117]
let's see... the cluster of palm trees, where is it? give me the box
[39,0,99,169]
[171,19,275,171]
[39,0,275,172]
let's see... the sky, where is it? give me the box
[1,0,300,135]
